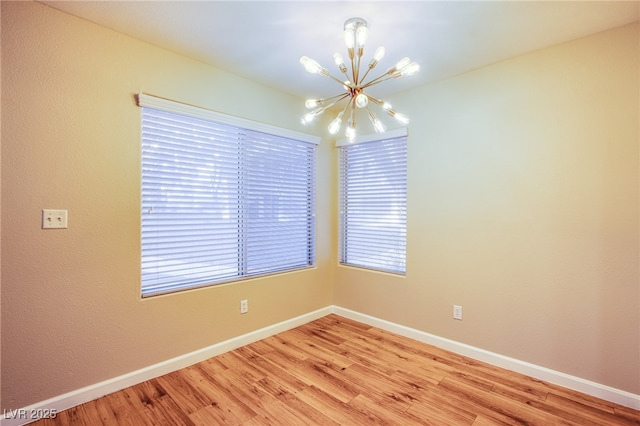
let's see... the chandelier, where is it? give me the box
[299,17,419,142]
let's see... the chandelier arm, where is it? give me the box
[366,106,386,133]
[350,55,357,84]
[346,97,357,140]
[340,92,352,103]
[359,65,404,87]
[348,96,356,117]
[324,92,352,103]
[359,66,374,84]
[360,74,397,90]
[324,71,352,87]
[318,96,347,113]
[328,93,352,110]
[340,96,353,115]
[365,94,383,107]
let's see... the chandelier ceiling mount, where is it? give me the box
[300,17,419,142]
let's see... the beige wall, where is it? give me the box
[1,0,638,411]
[334,22,639,394]
[1,2,334,409]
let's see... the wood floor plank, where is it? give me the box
[153,371,211,416]
[254,376,340,426]
[260,335,309,362]
[142,395,196,426]
[472,414,515,426]
[182,365,257,424]
[188,404,245,426]
[233,349,309,395]
[118,387,161,426]
[338,362,419,409]
[533,392,640,426]
[295,384,387,425]
[277,329,355,369]
[101,389,152,426]
[29,314,640,425]
[367,327,519,385]
[87,397,122,425]
[407,398,477,426]
[126,380,195,426]
[347,393,426,426]
[615,405,640,424]
[210,369,311,426]
[259,350,360,403]
[437,376,582,426]
[51,406,85,426]
[403,379,481,425]
[390,366,444,391]
[242,339,277,356]
[212,350,268,383]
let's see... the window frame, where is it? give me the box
[137,93,320,297]
[337,128,408,275]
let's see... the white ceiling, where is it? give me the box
[40,1,638,99]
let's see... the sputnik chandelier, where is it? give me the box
[299,17,419,141]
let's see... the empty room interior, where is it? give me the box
[1,1,639,424]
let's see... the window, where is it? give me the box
[339,130,407,274]
[138,94,318,297]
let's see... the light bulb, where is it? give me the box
[386,109,407,123]
[400,62,420,76]
[392,111,409,125]
[355,25,368,48]
[382,101,392,110]
[355,93,368,108]
[328,112,344,135]
[300,107,326,125]
[305,98,322,109]
[368,47,386,69]
[388,57,410,75]
[344,27,355,49]
[394,57,411,70]
[368,110,386,133]
[333,52,347,73]
[300,112,314,125]
[300,56,323,74]
[346,123,356,141]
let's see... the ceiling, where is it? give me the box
[40,1,638,99]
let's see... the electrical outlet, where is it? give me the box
[240,299,248,314]
[453,305,463,320]
[42,209,68,229]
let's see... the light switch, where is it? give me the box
[42,209,68,229]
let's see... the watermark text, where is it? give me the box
[3,408,58,420]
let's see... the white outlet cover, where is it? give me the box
[453,305,463,320]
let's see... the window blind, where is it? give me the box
[139,95,317,297]
[339,134,407,274]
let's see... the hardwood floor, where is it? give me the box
[34,315,639,425]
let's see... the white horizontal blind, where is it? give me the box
[140,98,316,297]
[243,129,316,275]
[339,135,407,274]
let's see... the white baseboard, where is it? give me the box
[333,306,640,411]
[0,306,332,426]
[2,304,638,426]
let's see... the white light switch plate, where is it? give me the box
[42,209,68,229]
